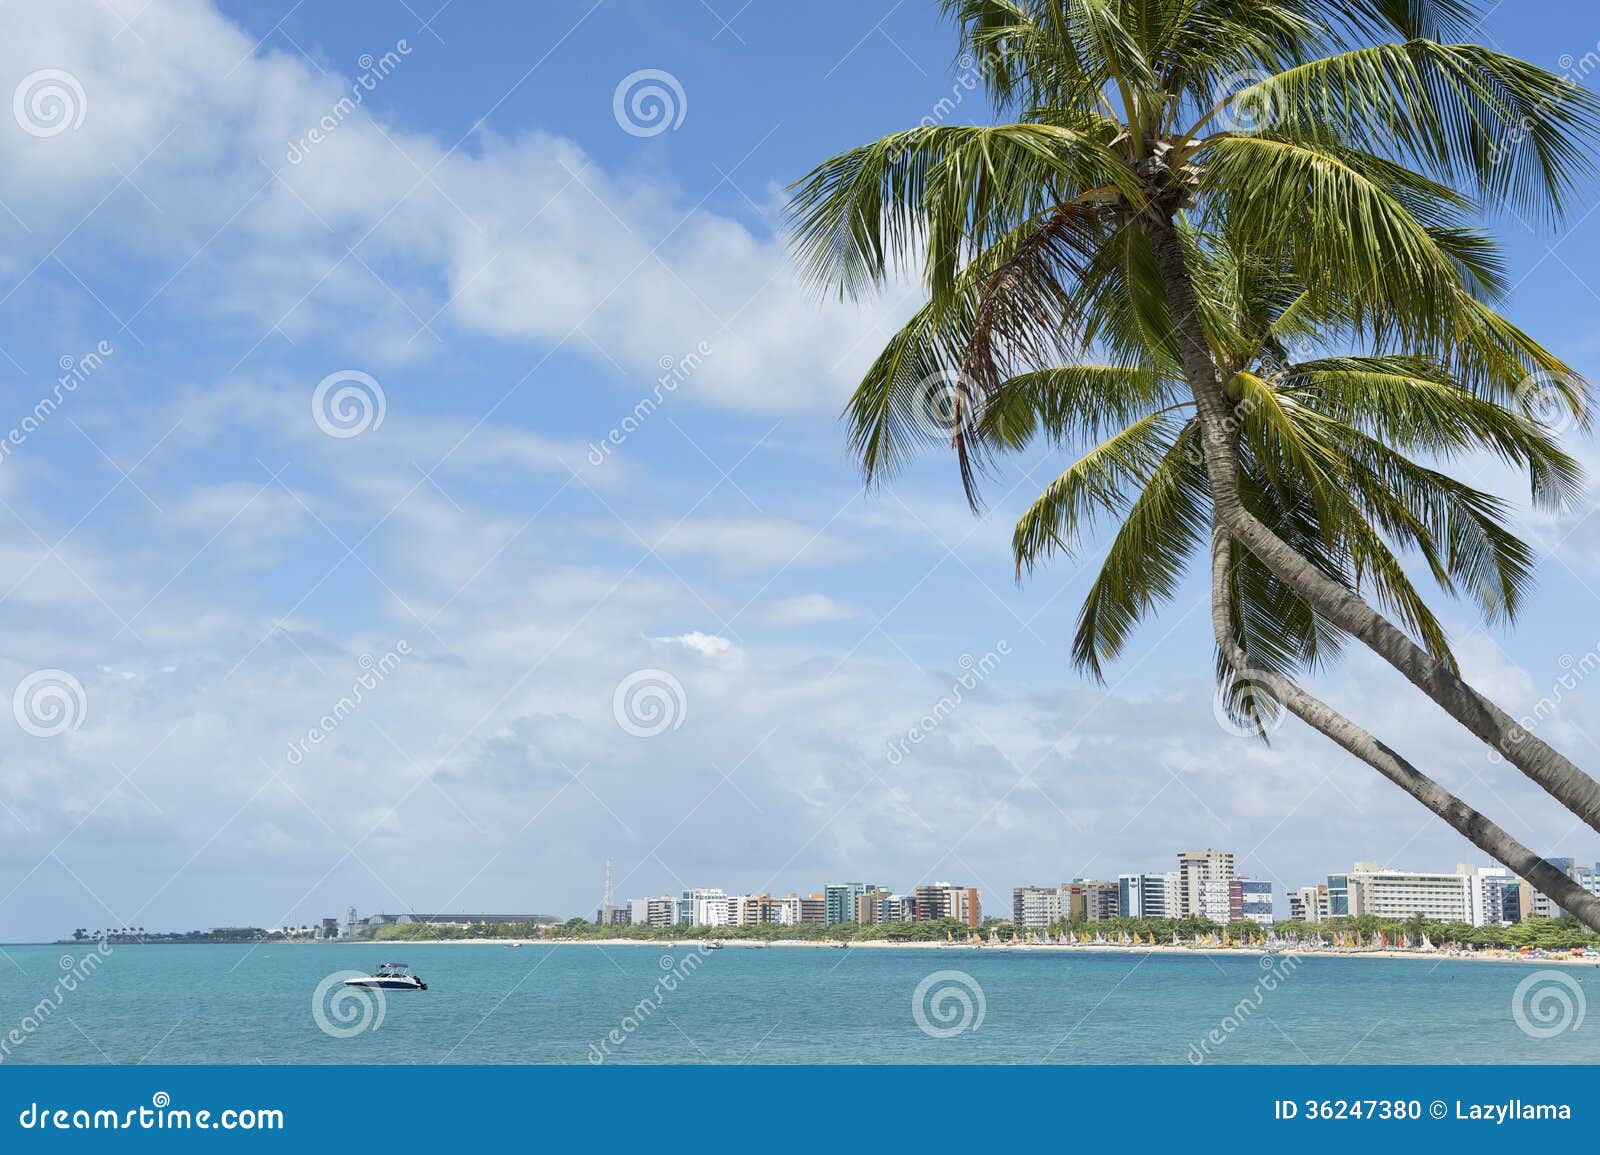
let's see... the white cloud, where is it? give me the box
[651,631,733,658]
[0,0,912,414]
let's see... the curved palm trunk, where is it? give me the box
[1209,523,1600,932]
[1143,211,1600,838]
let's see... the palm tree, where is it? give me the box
[791,0,1600,927]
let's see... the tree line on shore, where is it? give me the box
[371,912,1600,950]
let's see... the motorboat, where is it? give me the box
[344,962,427,990]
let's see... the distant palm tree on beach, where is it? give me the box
[791,0,1600,927]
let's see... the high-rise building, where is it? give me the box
[1177,850,1235,922]
[914,883,981,926]
[1290,884,1329,923]
[1013,886,1064,928]
[824,883,877,925]
[798,894,826,924]
[1325,874,1350,917]
[1120,872,1181,919]
[1346,862,1472,922]
[1572,862,1600,899]
[1082,880,1120,921]
[872,893,917,923]
[1228,879,1273,925]
[628,896,680,927]
[855,890,887,924]
[731,893,795,925]
[1470,867,1522,927]
[681,888,729,926]
[1527,858,1600,918]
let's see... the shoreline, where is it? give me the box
[373,937,1600,966]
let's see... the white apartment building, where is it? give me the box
[687,889,732,927]
[1013,886,1064,928]
[728,893,799,925]
[1346,862,1472,922]
[1117,872,1180,919]
[628,895,680,927]
[1177,850,1235,922]
[1292,885,1331,923]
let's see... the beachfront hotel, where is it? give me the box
[1176,849,1236,923]
[1013,886,1065,928]
[1118,872,1181,919]
[824,883,878,925]
[914,883,982,926]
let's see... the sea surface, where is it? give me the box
[1,942,1596,1064]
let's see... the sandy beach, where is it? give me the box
[377,937,1600,966]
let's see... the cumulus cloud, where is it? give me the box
[0,0,912,414]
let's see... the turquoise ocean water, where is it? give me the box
[1,943,1596,1064]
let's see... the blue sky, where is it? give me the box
[2,0,1600,941]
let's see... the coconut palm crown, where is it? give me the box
[790,0,1600,926]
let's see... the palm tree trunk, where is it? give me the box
[1209,521,1600,933]
[1143,210,1600,838]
